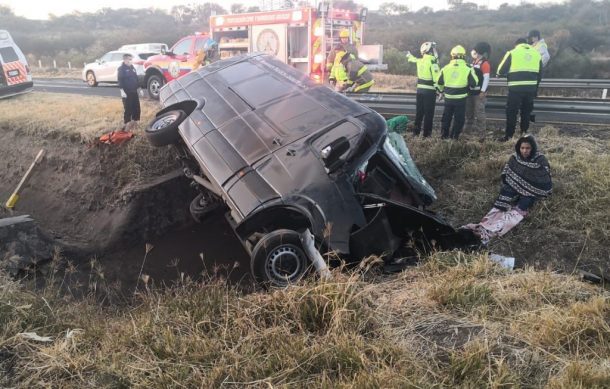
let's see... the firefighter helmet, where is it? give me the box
[339,29,350,39]
[450,45,466,58]
[420,41,436,54]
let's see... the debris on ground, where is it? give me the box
[0,215,56,275]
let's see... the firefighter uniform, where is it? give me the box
[331,52,374,93]
[497,42,542,140]
[326,28,359,74]
[342,54,374,93]
[407,50,440,137]
[437,46,478,140]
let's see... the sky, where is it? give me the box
[1,0,564,20]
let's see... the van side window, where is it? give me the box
[0,47,19,63]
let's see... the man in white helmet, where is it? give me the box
[437,45,479,140]
[406,42,440,137]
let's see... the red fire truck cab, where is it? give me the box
[209,5,385,84]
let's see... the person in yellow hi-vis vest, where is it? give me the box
[437,45,478,140]
[330,51,374,93]
[497,38,542,141]
[406,41,440,137]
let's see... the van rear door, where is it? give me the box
[0,56,6,87]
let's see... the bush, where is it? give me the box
[384,47,412,75]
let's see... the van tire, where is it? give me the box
[145,109,186,147]
[189,192,221,222]
[250,229,309,287]
[86,71,97,87]
[147,74,164,100]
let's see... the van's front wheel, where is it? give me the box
[250,229,309,288]
[145,109,186,147]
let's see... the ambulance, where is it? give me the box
[209,5,385,84]
[0,30,33,99]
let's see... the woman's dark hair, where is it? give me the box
[515,134,538,158]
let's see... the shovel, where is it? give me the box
[5,149,45,210]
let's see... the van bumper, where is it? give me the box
[0,81,34,99]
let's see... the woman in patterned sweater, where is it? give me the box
[462,135,552,243]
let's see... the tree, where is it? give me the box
[447,0,463,10]
[230,4,245,14]
[379,2,409,16]
[417,6,434,14]
[0,5,14,16]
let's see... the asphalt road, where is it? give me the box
[32,77,608,126]
[34,77,126,98]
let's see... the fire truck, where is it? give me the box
[209,5,385,83]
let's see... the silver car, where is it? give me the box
[82,51,152,87]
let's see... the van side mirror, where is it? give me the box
[321,136,350,172]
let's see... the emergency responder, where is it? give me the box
[527,30,550,68]
[328,45,345,90]
[194,38,219,70]
[497,38,542,141]
[406,41,440,137]
[326,29,358,75]
[437,45,478,140]
[465,42,491,137]
[331,51,374,93]
[117,53,141,129]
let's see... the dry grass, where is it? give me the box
[371,72,416,92]
[1,252,609,388]
[0,92,158,143]
[406,127,610,276]
[1,94,610,387]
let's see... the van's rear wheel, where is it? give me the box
[189,192,221,222]
[145,109,186,147]
[147,74,164,100]
[250,229,309,287]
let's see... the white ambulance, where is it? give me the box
[0,30,33,99]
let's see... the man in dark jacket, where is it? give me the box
[117,54,140,129]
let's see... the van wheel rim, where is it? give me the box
[151,113,179,131]
[266,245,305,284]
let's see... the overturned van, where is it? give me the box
[0,30,33,99]
[145,54,478,287]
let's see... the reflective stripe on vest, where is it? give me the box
[507,44,540,88]
[442,60,471,99]
[354,79,374,92]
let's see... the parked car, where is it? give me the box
[145,53,479,287]
[82,51,156,87]
[0,29,33,99]
[119,43,168,53]
[143,33,211,99]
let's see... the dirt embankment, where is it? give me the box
[0,127,194,248]
[0,93,186,254]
